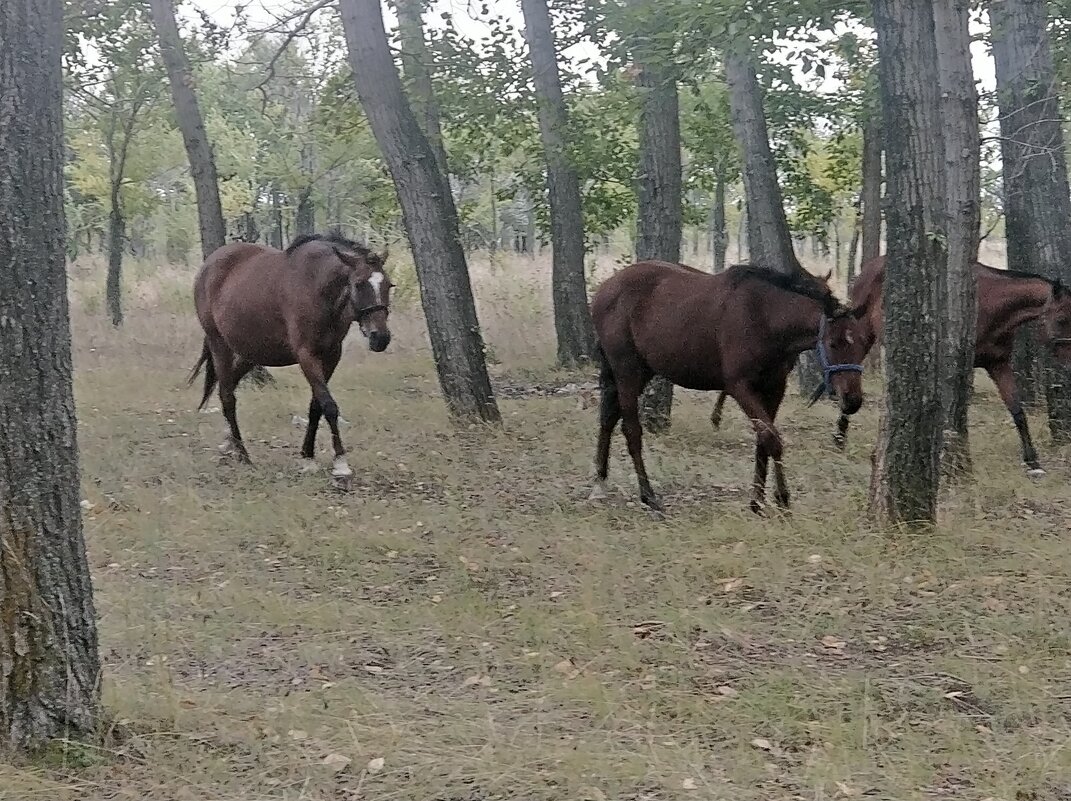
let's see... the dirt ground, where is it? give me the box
[5,248,1071,801]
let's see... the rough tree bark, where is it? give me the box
[295,185,315,236]
[395,0,449,180]
[104,93,142,328]
[990,0,1071,440]
[724,50,802,273]
[868,0,949,525]
[0,0,100,750]
[724,48,819,388]
[711,168,727,272]
[635,61,683,432]
[934,0,981,476]
[339,0,500,423]
[860,120,883,265]
[520,0,597,366]
[147,0,226,257]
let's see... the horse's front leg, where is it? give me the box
[988,362,1044,476]
[731,383,787,513]
[711,391,728,430]
[297,348,350,479]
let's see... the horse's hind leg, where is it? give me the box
[213,346,254,464]
[297,348,350,478]
[618,371,660,511]
[989,362,1044,476]
[711,391,728,430]
[591,352,622,500]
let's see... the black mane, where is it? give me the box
[980,263,1055,284]
[726,263,843,315]
[285,228,373,259]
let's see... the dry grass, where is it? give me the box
[5,245,1071,801]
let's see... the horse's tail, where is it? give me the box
[596,344,619,425]
[188,338,217,410]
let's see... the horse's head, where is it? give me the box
[349,248,393,352]
[813,301,868,416]
[1042,279,1071,361]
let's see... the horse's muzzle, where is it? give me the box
[840,393,863,416]
[369,331,391,352]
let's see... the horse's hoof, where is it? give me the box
[331,456,354,479]
[832,434,846,451]
[1026,466,1047,479]
[641,495,664,513]
[588,480,609,501]
[218,438,236,456]
[331,473,354,492]
[710,415,722,431]
[749,499,766,516]
[299,459,320,474]
[645,507,666,522]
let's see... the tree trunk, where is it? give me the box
[270,188,283,250]
[712,168,727,272]
[868,0,949,525]
[520,0,597,367]
[147,0,226,258]
[724,49,820,389]
[0,0,100,750]
[106,188,125,327]
[634,62,683,432]
[395,0,449,180]
[860,120,883,264]
[847,195,862,283]
[295,187,315,236]
[934,0,981,477]
[724,50,802,274]
[339,0,499,423]
[990,0,1071,441]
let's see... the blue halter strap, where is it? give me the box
[808,314,864,406]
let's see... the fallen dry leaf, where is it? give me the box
[463,674,492,687]
[682,778,698,790]
[322,753,351,773]
[553,658,581,679]
[722,577,744,593]
[288,729,308,741]
[750,737,772,751]
[820,635,846,650]
[716,685,738,697]
[366,756,385,773]
[835,781,860,797]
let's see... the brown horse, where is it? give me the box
[710,256,1071,474]
[590,261,868,514]
[189,230,392,477]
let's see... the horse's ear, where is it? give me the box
[332,246,361,269]
[377,248,390,265]
[1055,279,1068,299]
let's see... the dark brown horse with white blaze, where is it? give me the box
[189,230,392,477]
[710,256,1071,475]
[590,261,868,514]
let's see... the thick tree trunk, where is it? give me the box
[990,0,1071,441]
[860,120,883,265]
[724,49,820,389]
[520,0,597,366]
[106,190,125,327]
[147,0,226,258]
[712,168,727,272]
[339,0,499,423]
[395,0,449,180]
[634,62,683,432]
[868,0,949,525]
[724,50,802,274]
[934,0,981,477]
[0,0,100,750]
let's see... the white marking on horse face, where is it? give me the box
[368,271,385,304]
[846,331,855,345]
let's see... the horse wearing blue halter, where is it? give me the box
[806,313,865,407]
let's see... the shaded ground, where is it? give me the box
[6,258,1071,800]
